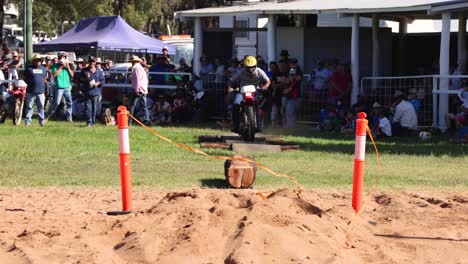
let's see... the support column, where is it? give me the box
[267,14,277,63]
[372,14,379,77]
[458,13,466,73]
[25,0,33,63]
[351,14,360,105]
[439,12,451,131]
[193,17,203,76]
[398,17,408,75]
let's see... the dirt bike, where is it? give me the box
[0,81,27,125]
[233,85,258,141]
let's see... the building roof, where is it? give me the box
[176,0,467,18]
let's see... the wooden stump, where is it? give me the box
[224,155,257,188]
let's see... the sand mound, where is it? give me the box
[0,188,467,263]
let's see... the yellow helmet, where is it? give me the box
[244,56,257,67]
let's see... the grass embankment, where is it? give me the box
[0,121,466,189]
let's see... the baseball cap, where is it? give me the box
[373,102,383,108]
[16,80,27,87]
[394,90,404,98]
[162,46,168,51]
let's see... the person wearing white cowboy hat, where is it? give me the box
[162,46,169,59]
[94,57,104,74]
[129,55,142,63]
[129,54,150,125]
[74,58,86,70]
[24,53,48,126]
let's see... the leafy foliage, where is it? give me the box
[2,0,227,37]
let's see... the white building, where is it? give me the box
[177,0,468,129]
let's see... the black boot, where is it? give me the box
[231,104,240,133]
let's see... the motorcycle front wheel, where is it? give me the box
[242,105,256,142]
[13,97,24,125]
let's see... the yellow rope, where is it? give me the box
[127,113,302,189]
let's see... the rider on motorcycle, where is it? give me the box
[227,56,270,133]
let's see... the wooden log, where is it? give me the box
[232,143,282,153]
[280,145,300,151]
[200,142,231,150]
[224,155,257,188]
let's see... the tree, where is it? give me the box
[1,0,227,40]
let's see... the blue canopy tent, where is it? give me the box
[34,15,175,55]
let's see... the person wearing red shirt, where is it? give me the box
[329,63,352,107]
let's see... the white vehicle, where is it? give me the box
[3,25,23,42]
[108,63,132,83]
[33,31,57,44]
[160,35,194,67]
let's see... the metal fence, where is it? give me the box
[361,74,467,129]
[200,73,227,118]
[296,74,330,124]
[360,75,434,127]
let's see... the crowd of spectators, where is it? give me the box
[1,40,466,142]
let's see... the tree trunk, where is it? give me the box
[0,0,5,40]
[145,17,153,34]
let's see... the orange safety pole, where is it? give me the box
[117,106,132,212]
[352,112,368,213]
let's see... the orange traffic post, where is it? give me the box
[352,112,368,213]
[108,106,132,215]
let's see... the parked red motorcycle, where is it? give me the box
[0,80,27,125]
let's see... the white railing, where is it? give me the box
[2,69,192,90]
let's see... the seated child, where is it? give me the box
[371,102,392,138]
[341,110,356,134]
[172,88,188,123]
[152,94,172,125]
[408,88,420,112]
[319,103,340,132]
[376,110,392,138]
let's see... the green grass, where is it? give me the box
[0,121,467,190]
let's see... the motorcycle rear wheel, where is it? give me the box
[13,98,23,125]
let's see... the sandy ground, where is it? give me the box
[0,188,467,264]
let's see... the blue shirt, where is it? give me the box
[200,63,214,75]
[149,64,169,85]
[80,67,105,96]
[24,65,47,94]
[409,98,420,112]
